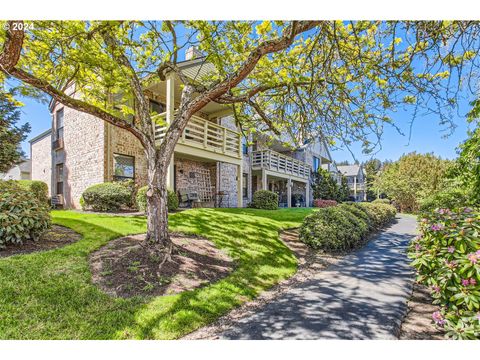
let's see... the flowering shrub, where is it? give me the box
[409,207,480,339]
[313,199,338,208]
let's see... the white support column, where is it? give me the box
[237,164,243,208]
[166,73,175,190]
[305,180,310,207]
[287,178,292,208]
[261,169,268,190]
[354,176,357,199]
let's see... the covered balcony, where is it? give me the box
[251,149,310,181]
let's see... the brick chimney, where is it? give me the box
[185,46,203,61]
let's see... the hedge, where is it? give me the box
[0,181,51,248]
[299,202,396,252]
[136,186,179,212]
[250,190,279,210]
[81,182,133,212]
[16,180,49,205]
[372,198,391,205]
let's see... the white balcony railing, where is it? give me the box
[251,149,311,179]
[153,112,242,159]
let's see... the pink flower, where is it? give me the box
[476,313,480,321]
[432,311,446,326]
[431,224,444,231]
[468,253,479,264]
[462,279,470,286]
[463,207,473,213]
[445,260,457,269]
[432,286,441,293]
[447,246,455,253]
[415,244,422,251]
[470,278,477,286]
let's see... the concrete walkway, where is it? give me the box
[221,215,417,340]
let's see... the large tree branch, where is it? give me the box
[0,21,24,73]
[187,21,320,116]
[0,21,147,147]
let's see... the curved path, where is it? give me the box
[221,214,417,339]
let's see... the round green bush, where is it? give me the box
[299,206,367,252]
[358,202,396,228]
[338,203,372,231]
[419,188,470,213]
[136,186,179,212]
[251,190,279,210]
[16,180,49,205]
[0,181,51,248]
[82,182,133,212]
[372,198,391,205]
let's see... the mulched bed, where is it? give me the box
[399,282,445,340]
[183,229,344,340]
[89,233,235,298]
[0,225,82,258]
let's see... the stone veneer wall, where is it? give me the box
[30,132,52,195]
[58,104,106,208]
[106,123,148,187]
[174,158,216,196]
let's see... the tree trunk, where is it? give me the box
[144,145,173,256]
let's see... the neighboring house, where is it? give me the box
[0,159,31,181]
[29,48,336,209]
[337,164,367,201]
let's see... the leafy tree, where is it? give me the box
[0,89,29,173]
[373,152,451,212]
[337,175,351,202]
[450,124,480,205]
[2,21,480,257]
[312,168,339,200]
[363,158,383,201]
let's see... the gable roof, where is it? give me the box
[337,164,361,177]
[29,129,52,144]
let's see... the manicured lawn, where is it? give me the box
[0,207,313,339]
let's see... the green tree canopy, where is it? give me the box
[0,90,29,173]
[373,152,452,212]
[312,168,339,200]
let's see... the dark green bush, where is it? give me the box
[299,206,368,252]
[0,181,51,248]
[358,202,396,228]
[136,186,179,212]
[372,198,391,205]
[251,190,279,210]
[16,180,49,205]
[419,187,470,213]
[300,203,396,252]
[82,182,133,212]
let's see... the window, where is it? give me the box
[56,164,64,195]
[56,108,64,139]
[242,173,248,199]
[113,154,135,181]
[313,156,320,172]
[149,99,165,115]
[242,142,248,155]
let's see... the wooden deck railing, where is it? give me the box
[153,113,242,159]
[251,149,310,179]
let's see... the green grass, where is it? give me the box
[0,207,313,339]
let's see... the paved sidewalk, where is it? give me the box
[221,215,417,339]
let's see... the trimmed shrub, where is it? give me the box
[82,182,133,212]
[0,181,51,248]
[409,208,480,339]
[16,180,49,205]
[419,188,470,213]
[299,205,369,252]
[372,198,391,205]
[136,186,179,212]
[358,202,396,229]
[300,202,396,253]
[251,190,279,210]
[313,199,338,208]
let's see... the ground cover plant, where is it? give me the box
[409,207,480,339]
[0,207,312,339]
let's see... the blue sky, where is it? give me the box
[18,93,475,164]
